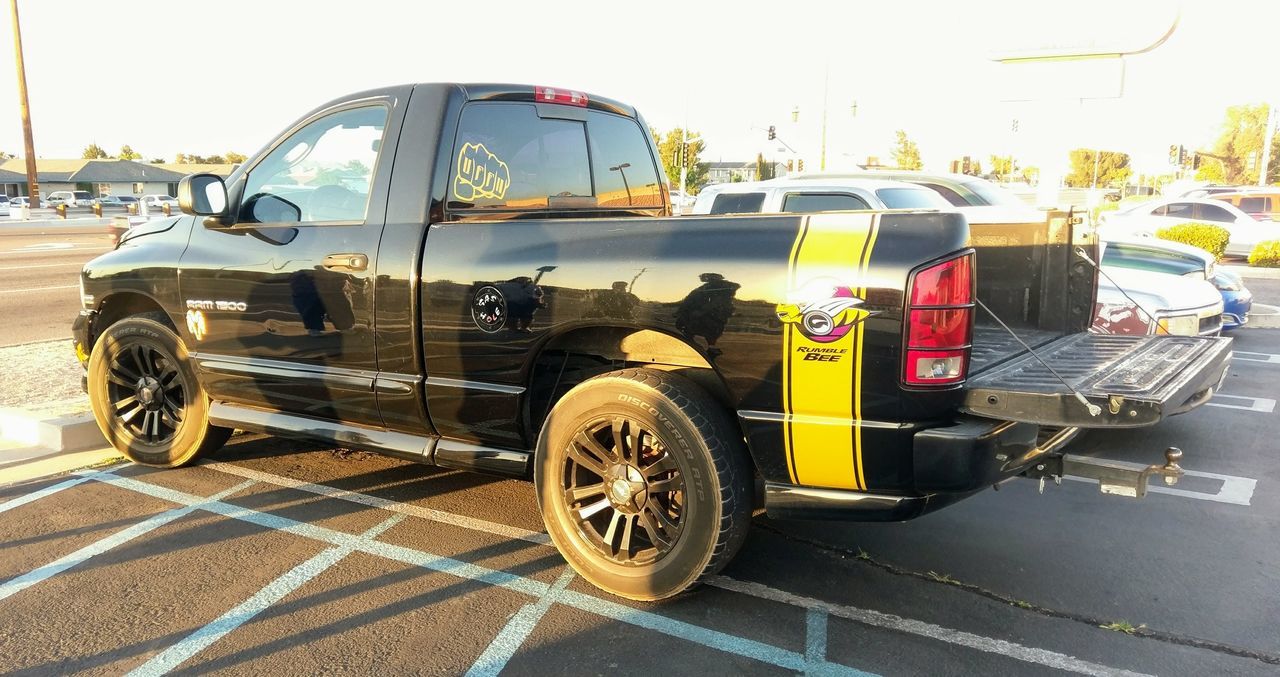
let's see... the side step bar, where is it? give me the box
[1024,447,1185,498]
[208,402,531,478]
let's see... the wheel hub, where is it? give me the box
[135,376,163,410]
[606,463,647,512]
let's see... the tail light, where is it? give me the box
[534,86,589,107]
[903,253,974,386]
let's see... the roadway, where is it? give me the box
[0,230,114,346]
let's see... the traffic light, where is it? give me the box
[1168,145,1178,164]
[961,156,971,174]
[1192,153,1202,170]
[767,125,776,141]
[786,159,794,172]
[797,158,805,172]
[1178,145,1186,165]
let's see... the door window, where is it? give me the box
[782,192,871,212]
[1238,197,1268,213]
[240,105,387,224]
[1161,202,1194,218]
[1193,202,1236,223]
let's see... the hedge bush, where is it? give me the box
[1249,240,1280,267]
[1155,222,1231,259]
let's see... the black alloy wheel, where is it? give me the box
[562,416,685,566]
[105,343,187,446]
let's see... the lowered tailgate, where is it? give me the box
[962,333,1232,427]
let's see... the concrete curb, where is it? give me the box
[1221,264,1280,280]
[0,406,105,453]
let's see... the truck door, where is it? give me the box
[179,96,404,426]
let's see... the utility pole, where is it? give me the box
[819,66,829,172]
[1259,102,1276,186]
[10,0,39,205]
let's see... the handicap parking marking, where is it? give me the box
[465,567,577,677]
[0,477,256,603]
[1206,394,1276,413]
[191,461,1148,677]
[127,513,407,677]
[1060,468,1258,507]
[1233,351,1280,365]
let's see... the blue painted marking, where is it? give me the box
[127,514,406,676]
[466,567,575,677]
[0,475,93,515]
[86,473,881,675]
[807,607,828,666]
[0,479,255,602]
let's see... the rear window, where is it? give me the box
[1238,197,1269,213]
[782,192,871,212]
[874,187,947,209]
[448,102,662,212]
[709,192,766,214]
[914,182,968,206]
[959,179,1026,207]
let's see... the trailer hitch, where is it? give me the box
[1023,447,1184,498]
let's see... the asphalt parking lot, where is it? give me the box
[0,330,1276,676]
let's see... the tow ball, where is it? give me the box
[1023,447,1184,498]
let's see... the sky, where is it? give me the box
[1,0,1277,178]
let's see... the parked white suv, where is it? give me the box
[45,190,96,207]
[690,177,951,214]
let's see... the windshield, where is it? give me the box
[959,179,1026,207]
[875,187,949,209]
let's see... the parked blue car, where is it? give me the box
[1213,270,1252,329]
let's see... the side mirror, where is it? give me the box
[179,173,229,217]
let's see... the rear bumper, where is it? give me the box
[764,416,1073,521]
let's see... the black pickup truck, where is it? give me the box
[73,83,1231,600]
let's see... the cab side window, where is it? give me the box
[709,192,766,214]
[1162,202,1194,218]
[587,111,663,207]
[240,105,387,224]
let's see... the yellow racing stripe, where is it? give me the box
[780,213,878,490]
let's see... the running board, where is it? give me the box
[207,402,531,477]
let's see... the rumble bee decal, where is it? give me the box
[779,213,880,492]
[776,278,874,345]
[453,142,510,202]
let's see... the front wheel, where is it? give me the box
[87,314,231,467]
[535,368,752,600]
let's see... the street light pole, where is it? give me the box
[10,0,40,205]
[819,66,829,172]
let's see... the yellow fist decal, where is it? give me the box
[453,142,510,202]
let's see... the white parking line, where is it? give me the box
[0,262,85,271]
[1233,351,1280,365]
[127,514,406,677]
[1061,468,1257,506]
[0,284,78,295]
[1206,394,1276,413]
[0,475,92,515]
[195,461,1147,676]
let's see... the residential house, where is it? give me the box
[0,166,26,198]
[0,159,187,198]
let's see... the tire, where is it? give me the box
[87,313,231,467]
[535,368,752,600]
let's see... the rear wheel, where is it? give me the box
[87,313,231,467]
[535,368,752,600]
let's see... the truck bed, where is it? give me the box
[969,325,1063,373]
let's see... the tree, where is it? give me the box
[149,158,165,164]
[1020,166,1039,185]
[1065,149,1131,187]
[655,127,708,193]
[81,144,109,159]
[118,145,141,161]
[962,159,982,177]
[1195,159,1226,183]
[891,130,923,170]
[1200,103,1280,184]
[224,152,247,164]
[755,153,776,181]
[989,155,1017,181]
[0,150,14,160]
[175,153,227,164]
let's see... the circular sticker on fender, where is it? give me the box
[472,285,506,333]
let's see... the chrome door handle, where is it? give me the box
[322,253,368,272]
